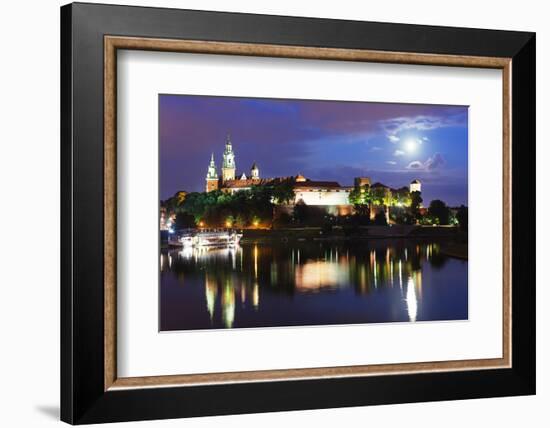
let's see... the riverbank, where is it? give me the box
[241,225,464,244]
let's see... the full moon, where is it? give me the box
[405,139,418,152]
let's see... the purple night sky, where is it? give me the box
[160,94,468,206]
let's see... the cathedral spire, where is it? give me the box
[222,133,236,181]
[250,161,260,180]
[205,153,219,192]
[206,153,218,180]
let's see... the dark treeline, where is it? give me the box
[164,183,294,229]
[162,185,468,230]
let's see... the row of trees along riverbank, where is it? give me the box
[162,184,467,230]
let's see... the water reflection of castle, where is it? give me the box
[161,242,441,328]
[205,135,421,216]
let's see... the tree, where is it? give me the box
[370,186,386,207]
[348,186,363,205]
[410,191,423,220]
[382,188,393,224]
[247,186,274,224]
[293,200,308,224]
[382,187,393,208]
[271,182,295,205]
[174,191,186,205]
[349,185,372,217]
[224,214,235,227]
[234,214,247,228]
[374,210,388,226]
[174,212,195,230]
[456,205,468,230]
[161,191,188,215]
[395,187,412,207]
[428,200,450,225]
[181,191,221,223]
[292,200,327,226]
[391,207,415,225]
[273,212,291,229]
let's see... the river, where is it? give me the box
[160,239,467,330]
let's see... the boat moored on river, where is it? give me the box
[168,228,243,248]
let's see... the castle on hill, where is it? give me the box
[205,135,421,215]
[205,135,266,193]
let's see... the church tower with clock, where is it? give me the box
[221,134,236,181]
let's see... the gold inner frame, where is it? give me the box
[104,35,512,391]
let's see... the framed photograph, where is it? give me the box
[61,2,535,424]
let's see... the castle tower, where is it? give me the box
[250,162,260,180]
[222,134,236,181]
[410,179,421,193]
[205,153,219,192]
[354,177,371,188]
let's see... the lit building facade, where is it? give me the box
[410,179,422,193]
[293,178,351,206]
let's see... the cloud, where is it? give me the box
[406,153,445,171]
[406,161,424,170]
[386,160,397,165]
[381,114,466,138]
[425,153,445,170]
[422,136,429,141]
[388,135,400,143]
[370,146,382,152]
[394,150,405,156]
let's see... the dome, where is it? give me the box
[295,174,307,182]
[410,179,421,184]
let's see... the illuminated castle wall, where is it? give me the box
[292,174,351,207]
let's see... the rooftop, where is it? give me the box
[293,180,343,189]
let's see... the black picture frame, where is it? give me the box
[61,2,535,424]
